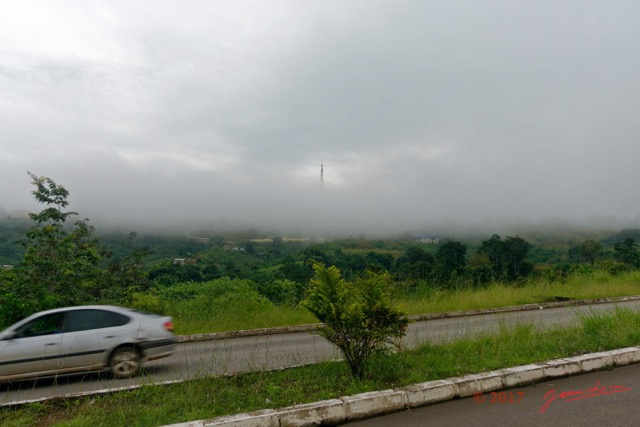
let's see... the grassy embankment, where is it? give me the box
[162,271,640,335]
[3,308,640,426]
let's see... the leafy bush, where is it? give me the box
[257,278,304,307]
[303,263,409,378]
[129,277,317,334]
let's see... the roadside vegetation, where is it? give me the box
[3,308,640,427]
[3,174,640,333]
[302,263,408,378]
[126,271,640,335]
[3,174,640,425]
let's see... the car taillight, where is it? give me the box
[164,321,174,332]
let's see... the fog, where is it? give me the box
[2,1,640,237]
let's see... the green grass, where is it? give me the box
[3,308,640,427]
[397,271,640,315]
[175,305,316,334]
[164,271,640,335]
[131,279,318,335]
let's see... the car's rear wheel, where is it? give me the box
[110,347,141,379]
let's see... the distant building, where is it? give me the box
[412,234,442,244]
[249,236,311,243]
[186,237,210,244]
[249,238,273,243]
[173,258,186,266]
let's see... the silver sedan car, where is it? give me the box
[0,305,175,381]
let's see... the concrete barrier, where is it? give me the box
[341,389,406,421]
[277,399,346,427]
[609,347,640,366]
[401,379,457,407]
[539,358,583,378]
[451,371,505,397]
[497,363,545,388]
[168,409,279,427]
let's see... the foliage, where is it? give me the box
[503,236,533,280]
[6,173,107,320]
[476,234,505,280]
[256,278,304,307]
[613,238,640,269]
[100,232,153,300]
[475,234,533,282]
[130,278,315,334]
[466,253,493,286]
[0,218,28,265]
[395,246,434,282]
[578,239,603,266]
[433,240,467,285]
[302,262,409,378]
[0,173,150,326]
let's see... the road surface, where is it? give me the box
[1,299,639,406]
[346,362,640,426]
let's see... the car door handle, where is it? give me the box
[104,335,116,339]
[45,343,58,346]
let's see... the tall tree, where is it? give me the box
[433,241,467,284]
[19,172,106,307]
[466,253,493,286]
[396,246,434,281]
[613,238,640,269]
[579,239,602,266]
[503,236,533,280]
[476,234,533,281]
[476,234,506,280]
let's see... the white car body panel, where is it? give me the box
[0,305,174,381]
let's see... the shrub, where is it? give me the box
[303,263,409,378]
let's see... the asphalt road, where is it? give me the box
[2,299,640,406]
[346,362,640,426]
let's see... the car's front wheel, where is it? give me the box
[110,347,141,379]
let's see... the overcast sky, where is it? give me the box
[2,1,640,236]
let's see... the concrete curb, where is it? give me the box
[175,295,640,343]
[164,347,640,427]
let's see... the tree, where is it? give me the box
[19,172,106,308]
[258,278,303,306]
[100,232,153,300]
[476,234,506,280]
[466,253,493,286]
[579,239,602,266]
[364,251,394,272]
[302,262,408,378]
[613,238,640,269]
[1,173,150,323]
[503,236,533,280]
[433,241,467,284]
[396,246,434,281]
[0,266,34,327]
[476,234,533,281]
[278,257,313,284]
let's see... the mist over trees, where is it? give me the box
[3,173,640,329]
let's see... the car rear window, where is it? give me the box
[65,309,130,332]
